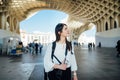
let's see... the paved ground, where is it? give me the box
[75,46,120,80]
[0,49,45,80]
[0,46,120,80]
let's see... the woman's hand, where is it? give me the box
[73,75,78,80]
[53,63,67,70]
[72,71,78,80]
[59,63,67,70]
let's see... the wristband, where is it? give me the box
[73,72,77,76]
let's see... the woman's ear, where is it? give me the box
[58,31,61,35]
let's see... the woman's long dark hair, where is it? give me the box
[55,23,72,51]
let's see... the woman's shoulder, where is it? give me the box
[47,43,52,47]
[47,41,56,47]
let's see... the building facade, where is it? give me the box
[20,30,55,46]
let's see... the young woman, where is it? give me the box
[44,23,78,80]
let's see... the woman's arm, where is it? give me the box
[71,42,78,80]
[71,42,77,71]
[44,44,55,72]
[72,71,78,80]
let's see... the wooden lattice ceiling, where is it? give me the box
[0,0,118,22]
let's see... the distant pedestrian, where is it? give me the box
[35,43,38,55]
[31,42,35,55]
[93,43,95,48]
[98,42,101,48]
[39,43,42,54]
[29,43,33,54]
[116,40,120,57]
[7,40,11,55]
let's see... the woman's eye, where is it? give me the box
[65,28,67,30]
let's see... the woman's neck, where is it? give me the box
[58,36,66,44]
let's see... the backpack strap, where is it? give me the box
[51,41,56,60]
[51,41,62,64]
[53,55,62,64]
[51,41,68,64]
[53,45,67,64]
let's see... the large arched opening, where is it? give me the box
[78,23,96,48]
[20,10,69,46]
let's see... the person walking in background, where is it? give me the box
[44,23,78,80]
[29,43,33,54]
[39,43,42,54]
[93,43,95,48]
[35,43,38,55]
[116,40,120,57]
[31,42,35,55]
[98,42,101,48]
[7,40,12,55]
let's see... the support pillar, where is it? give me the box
[99,20,102,32]
[0,13,2,29]
[0,12,6,29]
[107,20,110,30]
[109,17,114,29]
[100,18,105,32]
[10,17,14,32]
[118,15,120,28]
[16,21,20,34]
[96,21,100,32]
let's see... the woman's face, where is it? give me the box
[59,25,70,37]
